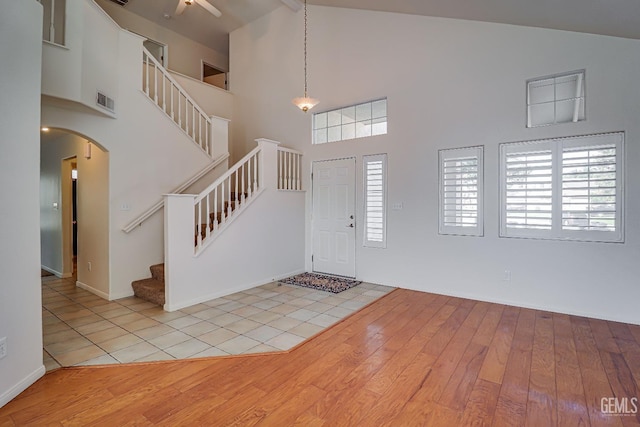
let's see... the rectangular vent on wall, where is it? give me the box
[108,0,128,6]
[96,91,115,113]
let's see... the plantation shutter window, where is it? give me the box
[500,132,623,242]
[504,147,553,234]
[363,154,387,248]
[438,146,484,236]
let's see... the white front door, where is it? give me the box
[312,158,356,278]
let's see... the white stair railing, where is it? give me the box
[38,0,66,46]
[277,147,303,190]
[194,146,262,253]
[142,47,214,157]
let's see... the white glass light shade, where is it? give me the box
[292,96,319,113]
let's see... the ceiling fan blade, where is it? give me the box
[194,0,222,18]
[175,0,187,15]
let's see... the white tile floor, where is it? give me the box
[42,274,394,371]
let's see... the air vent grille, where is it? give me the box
[108,0,128,6]
[96,91,115,113]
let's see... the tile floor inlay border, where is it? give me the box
[41,274,394,370]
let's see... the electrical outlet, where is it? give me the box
[0,337,7,359]
[503,270,512,281]
[88,262,92,272]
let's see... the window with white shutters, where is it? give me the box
[504,148,553,232]
[363,154,387,248]
[438,146,484,236]
[562,144,618,232]
[500,132,623,242]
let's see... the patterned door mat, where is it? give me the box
[279,272,361,293]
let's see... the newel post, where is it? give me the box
[255,138,281,190]
[163,193,196,311]
[209,115,230,158]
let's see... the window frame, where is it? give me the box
[499,132,624,243]
[438,146,484,237]
[363,153,387,248]
[313,99,387,145]
[526,69,586,128]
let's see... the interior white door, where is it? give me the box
[312,158,356,278]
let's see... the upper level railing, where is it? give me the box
[142,47,214,157]
[277,147,303,190]
[38,0,66,46]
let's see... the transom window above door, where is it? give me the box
[313,99,387,144]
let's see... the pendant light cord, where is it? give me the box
[303,0,308,98]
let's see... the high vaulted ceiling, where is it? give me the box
[105,0,640,55]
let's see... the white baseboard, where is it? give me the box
[0,365,45,408]
[76,281,109,300]
[40,265,72,278]
[164,268,305,312]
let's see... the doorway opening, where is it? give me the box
[202,61,227,90]
[61,157,77,277]
[143,38,167,67]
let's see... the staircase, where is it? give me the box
[129,48,304,310]
[131,264,165,306]
[130,141,303,309]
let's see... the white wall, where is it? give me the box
[40,133,110,296]
[169,71,234,119]
[42,2,214,299]
[0,0,45,408]
[230,7,640,324]
[95,0,228,79]
[42,0,119,116]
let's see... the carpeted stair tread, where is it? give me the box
[131,278,165,306]
[150,263,164,282]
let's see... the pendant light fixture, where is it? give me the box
[292,0,318,112]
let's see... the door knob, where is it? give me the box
[346,224,354,228]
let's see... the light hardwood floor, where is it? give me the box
[1,289,639,426]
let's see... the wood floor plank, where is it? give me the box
[459,378,501,426]
[477,305,519,385]
[0,415,16,427]
[356,352,438,426]
[553,313,590,427]
[387,400,462,427]
[2,289,640,425]
[253,384,325,426]
[492,307,535,427]
[525,311,558,427]
[291,411,326,427]
[437,341,487,411]
[319,388,380,426]
[410,323,478,404]
[591,318,622,354]
[627,324,640,346]
[598,350,640,426]
[472,303,505,347]
[364,300,455,396]
[571,316,624,427]
[608,322,640,391]
[421,302,473,358]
